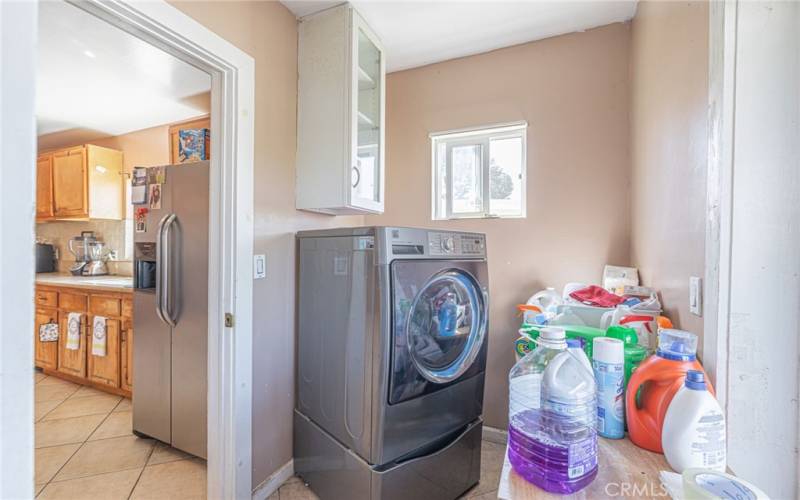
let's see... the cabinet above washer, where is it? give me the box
[296,4,385,215]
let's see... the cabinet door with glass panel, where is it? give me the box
[349,12,384,212]
[296,4,385,215]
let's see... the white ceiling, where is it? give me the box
[282,1,638,72]
[37,1,211,139]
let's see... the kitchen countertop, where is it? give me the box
[36,273,133,293]
[498,436,670,499]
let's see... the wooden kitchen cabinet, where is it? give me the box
[296,3,385,215]
[88,317,121,388]
[57,310,87,378]
[34,307,59,370]
[36,153,54,220]
[36,285,132,398]
[52,147,88,218]
[169,116,210,164]
[38,144,124,221]
[120,319,133,392]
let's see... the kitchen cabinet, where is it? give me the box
[169,116,210,164]
[57,310,87,378]
[36,153,54,220]
[121,319,133,392]
[88,317,121,388]
[36,284,132,398]
[38,144,124,221]
[296,3,385,215]
[34,307,58,370]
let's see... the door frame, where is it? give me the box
[1,1,256,497]
[0,1,37,498]
[704,0,736,409]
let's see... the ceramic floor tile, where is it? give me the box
[35,371,47,384]
[88,411,132,441]
[39,468,142,500]
[35,443,81,484]
[147,441,192,465]
[35,414,106,448]
[130,458,207,500]
[35,483,46,496]
[35,400,61,422]
[55,435,154,481]
[279,478,319,500]
[467,440,505,496]
[113,398,132,412]
[69,385,113,399]
[35,382,79,403]
[43,393,121,420]
[37,376,78,388]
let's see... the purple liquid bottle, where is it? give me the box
[508,335,598,494]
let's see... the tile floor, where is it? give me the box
[35,370,504,500]
[34,370,204,499]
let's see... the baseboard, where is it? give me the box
[252,459,294,500]
[481,425,508,445]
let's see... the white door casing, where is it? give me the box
[0,1,37,498]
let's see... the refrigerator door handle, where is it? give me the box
[155,213,175,326]
[163,214,180,327]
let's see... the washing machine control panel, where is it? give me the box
[428,232,486,257]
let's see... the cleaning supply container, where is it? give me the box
[626,329,713,453]
[592,337,625,439]
[509,327,567,412]
[508,335,598,494]
[605,326,648,387]
[566,338,592,373]
[662,371,726,473]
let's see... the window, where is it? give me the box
[431,122,527,220]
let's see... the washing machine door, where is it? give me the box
[404,268,487,384]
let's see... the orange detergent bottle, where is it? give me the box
[626,329,713,453]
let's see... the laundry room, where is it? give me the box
[10,0,797,499]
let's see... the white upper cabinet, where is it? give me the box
[296,4,385,215]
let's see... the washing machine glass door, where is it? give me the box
[407,269,487,383]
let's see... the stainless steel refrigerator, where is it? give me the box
[132,161,209,459]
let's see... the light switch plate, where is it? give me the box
[689,276,702,316]
[254,254,266,279]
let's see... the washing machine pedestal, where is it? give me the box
[294,411,482,500]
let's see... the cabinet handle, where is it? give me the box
[352,165,361,188]
[121,330,127,342]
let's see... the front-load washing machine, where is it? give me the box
[294,226,489,500]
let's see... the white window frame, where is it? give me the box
[431,121,527,220]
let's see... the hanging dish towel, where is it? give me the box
[66,312,82,350]
[39,322,59,342]
[92,316,107,356]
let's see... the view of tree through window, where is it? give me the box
[432,124,526,219]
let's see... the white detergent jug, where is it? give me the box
[662,370,726,473]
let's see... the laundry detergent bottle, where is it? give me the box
[508,329,598,494]
[626,329,713,453]
[662,371,726,473]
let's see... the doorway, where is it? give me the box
[0,0,255,497]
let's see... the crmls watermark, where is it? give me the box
[604,481,669,497]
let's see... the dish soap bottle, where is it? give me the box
[662,370,726,473]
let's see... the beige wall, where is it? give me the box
[169,0,365,488]
[629,1,709,349]
[366,24,632,429]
